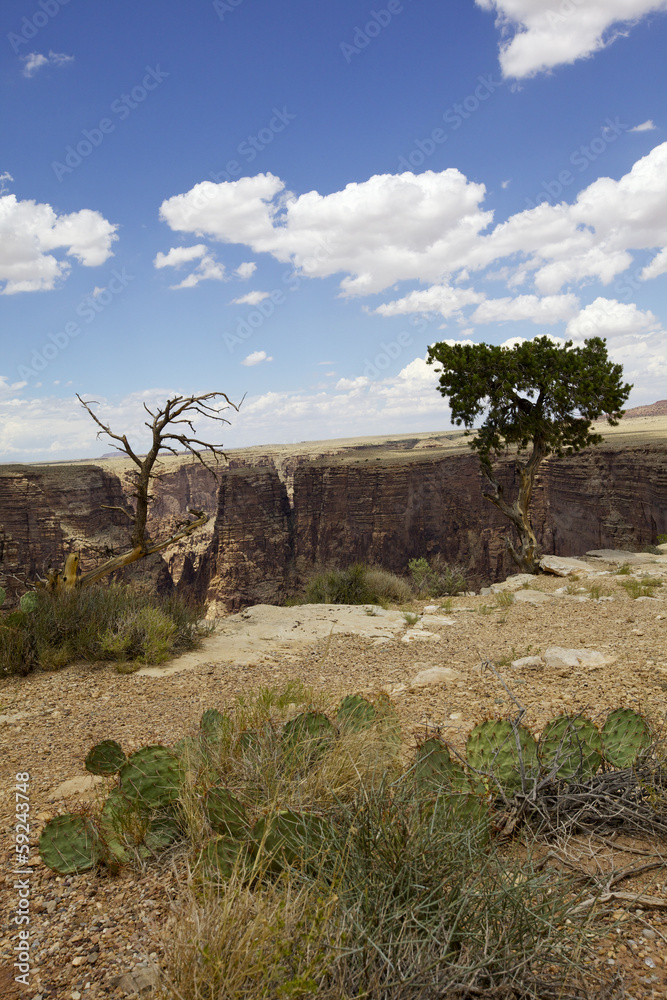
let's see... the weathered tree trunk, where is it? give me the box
[479,438,546,574]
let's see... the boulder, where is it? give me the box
[491,574,537,593]
[511,655,544,669]
[513,590,554,605]
[543,647,613,669]
[539,555,594,576]
[410,666,460,686]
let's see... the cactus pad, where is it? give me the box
[466,719,538,792]
[337,694,376,732]
[282,712,336,761]
[39,814,101,874]
[85,740,127,776]
[252,809,327,871]
[539,715,602,780]
[119,745,184,809]
[602,708,652,768]
[19,592,38,613]
[205,786,249,839]
[200,836,250,879]
[415,738,469,793]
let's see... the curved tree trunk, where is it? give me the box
[479,439,547,574]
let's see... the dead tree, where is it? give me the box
[48,392,238,589]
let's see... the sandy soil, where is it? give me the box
[3,550,667,997]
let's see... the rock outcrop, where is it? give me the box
[1,433,666,611]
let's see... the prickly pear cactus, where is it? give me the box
[282,712,335,761]
[119,745,184,809]
[466,719,538,792]
[200,835,251,879]
[38,814,101,874]
[19,592,39,613]
[99,788,180,863]
[205,786,249,839]
[602,708,652,768]
[252,809,326,872]
[415,738,469,793]
[85,740,127,776]
[337,694,376,732]
[539,715,602,781]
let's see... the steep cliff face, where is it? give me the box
[0,465,134,598]
[205,466,293,613]
[1,438,666,611]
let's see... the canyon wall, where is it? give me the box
[1,437,666,610]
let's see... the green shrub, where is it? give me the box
[0,584,206,673]
[408,554,468,597]
[303,563,411,606]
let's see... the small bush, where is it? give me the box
[620,577,662,600]
[408,554,468,597]
[363,566,412,604]
[0,584,206,674]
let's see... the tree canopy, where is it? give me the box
[426,336,632,572]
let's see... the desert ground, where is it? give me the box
[2,545,667,997]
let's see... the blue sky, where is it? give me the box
[1,0,666,461]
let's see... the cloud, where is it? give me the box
[158,143,667,311]
[0,194,117,294]
[565,297,662,340]
[159,170,492,297]
[471,293,580,325]
[241,350,273,366]
[373,284,485,319]
[153,245,209,268]
[235,262,257,279]
[475,0,667,78]
[231,290,271,305]
[22,51,74,77]
[630,120,657,132]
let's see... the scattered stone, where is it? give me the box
[513,590,554,605]
[490,574,536,593]
[49,774,105,801]
[511,655,543,669]
[0,711,30,725]
[401,629,441,643]
[410,666,460,687]
[543,647,613,669]
[642,928,656,940]
[422,605,439,612]
[540,555,594,576]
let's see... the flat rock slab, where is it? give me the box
[513,590,554,605]
[543,646,613,669]
[540,555,595,576]
[410,666,460,687]
[491,574,536,593]
[586,549,662,565]
[49,774,105,802]
[401,628,441,643]
[511,655,544,669]
[138,604,410,677]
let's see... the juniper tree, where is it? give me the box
[426,336,631,574]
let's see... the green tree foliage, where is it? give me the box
[426,336,631,573]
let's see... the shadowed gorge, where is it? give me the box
[1,420,666,610]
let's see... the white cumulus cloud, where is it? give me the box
[566,297,662,340]
[235,262,257,279]
[231,291,271,306]
[471,293,580,325]
[153,245,209,268]
[630,120,657,132]
[241,350,273,366]
[476,0,667,78]
[22,51,74,77]
[0,194,117,294]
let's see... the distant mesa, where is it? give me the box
[622,400,667,419]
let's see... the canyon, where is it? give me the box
[0,415,665,611]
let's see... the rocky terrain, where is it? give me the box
[2,546,667,997]
[0,417,666,613]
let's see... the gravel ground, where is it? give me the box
[2,556,667,998]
